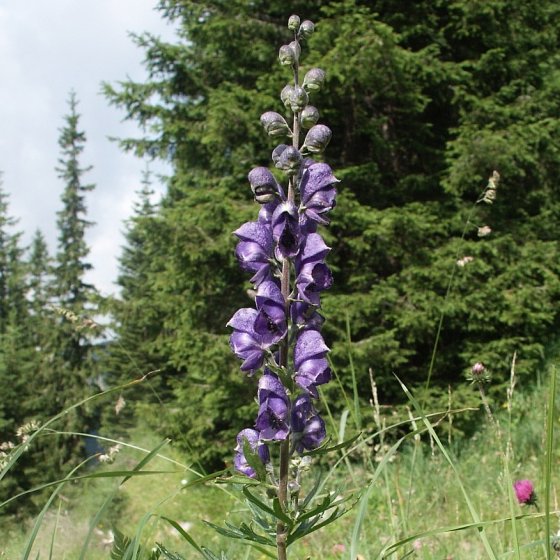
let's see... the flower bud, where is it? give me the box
[275,146,303,176]
[302,124,332,153]
[272,144,289,165]
[281,84,295,109]
[248,167,281,204]
[300,105,320,129]
[289,41,301,62]
[288,86,309,113]
[288,14,300,31]
[260,111,292,138]
[279,44,297,66]
[303,68,326,93]
[299,20,315,39]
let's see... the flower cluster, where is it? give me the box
[227,14,338,478]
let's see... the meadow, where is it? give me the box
[2,353,558,559]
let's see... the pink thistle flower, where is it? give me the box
[513,479,537,505]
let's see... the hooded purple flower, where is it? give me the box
[295,233,333,305]
[254,280,287,346]
[291,301,325,332]
[234,428,270,478]
[272,201,300,259]
[291,394,326,452]
[255,374,290,441]
[299,162,338,226]
[294,329,331,397]
[227,308,271,373]
[234,221,274,286]
[248,167,283,204]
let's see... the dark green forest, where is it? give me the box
[2,0,560,512]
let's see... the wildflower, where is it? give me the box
[294,329,331,397]
[248,167,282,204]
[477,225,492,237]
[98,444,122,464]
[295,233,333,305]
[260,111,292,138]
[513,479,537,506]
[300,105,320,129]
[234,220,274,286]
[227,308,273,372]
[256,374,290,441]
[272,201,300,258]
[291,394,326,451]
[234,429,270,478]
[303,68,326,93]
[299,162,339,226]
[456,255,474,267]
[467,362,491,383]
[254,280,287,346]
[302,124,332,154]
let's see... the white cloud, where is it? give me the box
[0,0,173,296]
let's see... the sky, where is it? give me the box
[0,0,175,296]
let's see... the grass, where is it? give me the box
[1,360,558,559]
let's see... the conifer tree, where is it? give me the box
[34,92,99,471]
[105,0,560,464]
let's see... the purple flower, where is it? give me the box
[227,308,270,373]
[248,167,282,204]
[291,301,325,332]
[234,428,270,478]
[513,479,537,505]
[291,394,326,452]
[234,221,274,286]
[254,280,287,346]
[295,233,333,305]
[256,374,290,441]
[272,201,300,259]
[294,329,331,397]
[300,163,338,226]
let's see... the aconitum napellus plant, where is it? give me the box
[225,14,347,560]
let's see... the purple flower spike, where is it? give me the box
[295,233,333,305]
[254,280,287,345]
[513,479,537,505]
[234,428,270,478]
[294,329,331,397]
[272,201,300,259]
[227,308,270,373]
[256,374,290,441]
[291,394,326,452]
[234,221,274,286]
[300,162,339,226]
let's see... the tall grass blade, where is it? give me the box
[345,311,361,429]
[22,456,94,560]
[396,376,498,560]
[544,364,556,560]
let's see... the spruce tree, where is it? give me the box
[104,0,560,464]
[34,92,99,472]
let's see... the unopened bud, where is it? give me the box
[303,68,326,93]
[289,41,301,62]
[288,480,301,495]
[279,44,297,66]
[275,146,302,176]
[260,111,292,138]
[288,15,300,31]
[302,124,332,153]
[272,144,289,165]
[299,20,315,39]
[288,86,308,113]
[248,167,281,204]
[281,84,295,109]
[300,105,320,129]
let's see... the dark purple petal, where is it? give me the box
[295,233,333,305]
[234,428,270,477]
[253,280,287,345]
[234,221,274,286]
[298,232,330,264]
[291,394,326,451]
[291,302,325,331]
[256,374,290,441]
[294,330,331,396]
[227,308,268,372]
[301,163,339,200]
[272,202,300,259]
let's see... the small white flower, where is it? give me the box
[456,256,474,267]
